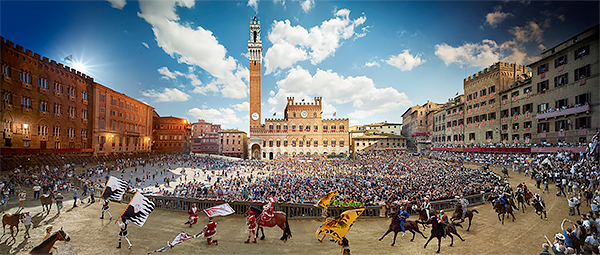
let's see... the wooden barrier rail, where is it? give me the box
[88,185,489,219]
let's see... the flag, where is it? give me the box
[456,92,459,96]
[147,232,204,254]
[203,203,235,217]
[302,99,305,101]
[333,112,336,117]
[102,176,128,201]
[121,191,155,227]
[315,208,365,242]
[315,191,337,209]
[273,112,276,116]
[62,55,73,63]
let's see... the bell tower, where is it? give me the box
[248,16,262,129]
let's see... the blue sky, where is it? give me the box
[2,0,598,133]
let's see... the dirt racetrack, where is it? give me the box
[0,164,581,255]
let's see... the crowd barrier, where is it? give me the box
[86,185,489,219]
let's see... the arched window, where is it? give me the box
[331,139,336,147]
[340,125,345,131]
[314,139,318,146]
[292,124,296,131]
[305,124,310,131]
[340,139,344,147]
[299,139,304,146]
[331,125,336,131]
[299,124,303,131]
[283,124,288,131]
[276,124,281,131]
[323,124,328,131]
[323,139,328,146]
[269,124,273,130]
[292,139,296,146]
[314,124,318,131]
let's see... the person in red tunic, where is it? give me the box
[202,217,218,245]
[186,203,199,228]
[260,196,275,226]
[245,211,257,243]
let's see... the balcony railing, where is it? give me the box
[536,104,590,120]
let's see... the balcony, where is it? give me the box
[536,104,590,120]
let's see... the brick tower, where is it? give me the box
[248,16,262,129]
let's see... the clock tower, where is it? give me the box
[248,16,262,128]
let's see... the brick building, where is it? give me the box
[190,119,221,154]
[524,24,598,144]
[152,113,190,152]
[219,129,248,159]
[433,95,465,145]
[401,101,445,151]
[1,37,94,153]
[91,82,154,155]
[246,17,350,160]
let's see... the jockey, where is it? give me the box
[438,210,449,239]
[522,183,529,192]
[495,197,508,212]
[100,198,112,220]
[202,217,218,245]
[261,196,276,226]
[533,193,546,210]
[422,197,432,219]
[398,206,409,237]
[458,195,469,220]
[245,211,257,243]
[117,218,132,249]
[187,203,199,228]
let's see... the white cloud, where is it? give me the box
[435,40,502,68]
[158,66,182,80]
[299,0,313,12]
[157,66,201,86]
[248,0,259,12]
[264,9,367,74]
[141,42,149,49]
[510,21,544,43]
[187,107,241,124]
[141,88,190,102]
[232,102,250,112]
[107,0,126,9]
[385,50,425,71]
[267,66,412,119]
[138,0,248,99]
[364,60,379,67]
[485,6,513,27]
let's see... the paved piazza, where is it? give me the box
[0,162,577,255]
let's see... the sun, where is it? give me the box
[72,62,87,72]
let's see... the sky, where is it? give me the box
[1,0,598,133]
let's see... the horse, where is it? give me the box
[379,211,427,246]
[523,190,533,204]
[422,216,464,253]
[245,206,291,241]
[2,213,23,238]
[30,228,71,255]
[502,167,509,178]
[532,200,548,219]
[515,192,528,213]
[40,192,54,213]
[450,204,478,231]
[411,205,437,230]
[493,200,516,224]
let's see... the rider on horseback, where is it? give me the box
[533,193,546,210]
[260,196,276,226]
[495,197,508,213]
[458,195,468,221]
[438,210,449,239]
[422,197,432,219]
[398,206,409,237]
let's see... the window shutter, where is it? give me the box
[564,55,568,65]
[554,76,557,87]
[575,68,579,80]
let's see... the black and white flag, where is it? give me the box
[120,191,155,227]
[102,176,128,201]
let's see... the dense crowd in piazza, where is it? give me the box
[432,142,589,149]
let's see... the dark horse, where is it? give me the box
[2,213,23,239]
[40,192,54,213]
[493,200,516,224]
[379,211,427,246]
[450,204,478,231]
[245,206,291,241]
[532,200,548,219]
[412,205,437,230]
[515,192,528,213]
[30,228,71,254]
[502,167,509,178]
[422,216,464,253]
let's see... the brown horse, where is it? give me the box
[379,211,427,246]
[245,206,291,241]
[2,213,23,238]
[450,204,478,231]
[411,205,437,230]
[30,228,71,254]
[40,192,54,213]
[423,216,464,253]
[493,200,515,224]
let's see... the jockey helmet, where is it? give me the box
[209,217,214,221]
[400,206,405,210]
[440,210,444,214]
[247,211,254,215]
